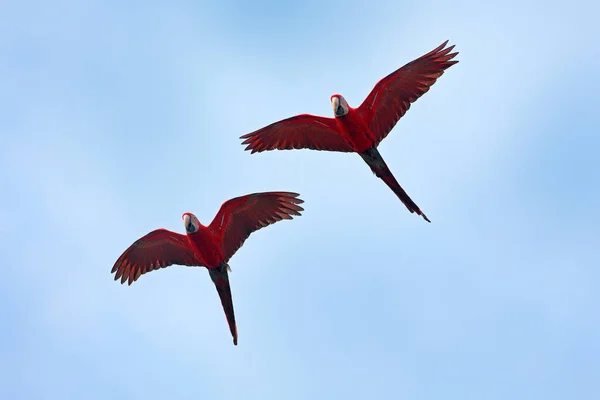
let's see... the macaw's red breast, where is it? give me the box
[335,109,377,153]
[187,229,224,268]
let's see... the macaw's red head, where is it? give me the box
[330,94,349,118]
[182,212,200,234]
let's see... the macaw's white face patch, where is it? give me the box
[331,95,349,117]
[182,213,200,234]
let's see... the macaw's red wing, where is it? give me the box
[111,229,201,286]
[240,114,354,153]
[209,192,304,263]
[358,40,459,146]
[208,266,238,345]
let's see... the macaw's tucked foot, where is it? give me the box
[359,147,431,223]
[209,263,238,345]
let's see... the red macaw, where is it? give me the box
[240,41,459,223]
[111,191,304,345]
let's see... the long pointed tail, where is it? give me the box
[359,148,431,223]
[208,264,238,345]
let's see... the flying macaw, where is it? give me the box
[240,41,459,223]
[111,191,304,345]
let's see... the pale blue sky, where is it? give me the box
[1,0,599,399]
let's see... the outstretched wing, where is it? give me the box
[209,192,304,262]
[358,40,459,146]
[240,114,354,153]
[111,229,201,286]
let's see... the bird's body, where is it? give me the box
[240,41,459,223]
[111,192,304,345]
[333,106,374,152]
[185,225,224,268]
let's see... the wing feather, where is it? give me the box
[358,40,459,146]
[111,229,201,286]
[240,114,353,153]
[209,192,304,262]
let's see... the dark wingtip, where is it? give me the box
[283,191,302,199]
[233,336,238,346]
[435,40,449,52]
[422,213,431,223]
[277,191,304,203]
